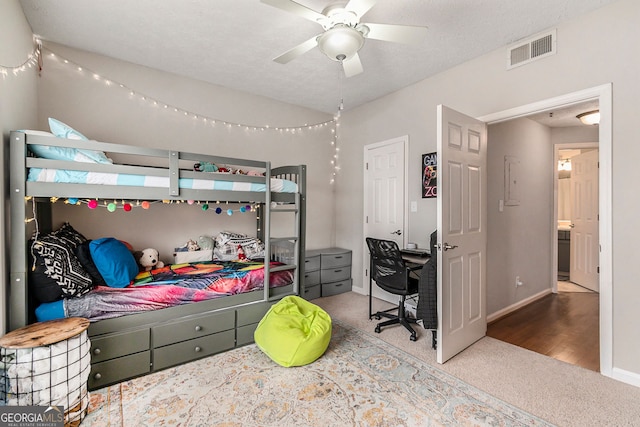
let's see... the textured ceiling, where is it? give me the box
[20,0,616,114]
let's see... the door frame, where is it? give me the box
[553,142,599,293]
[478,83,613,378]
[362,135,409,297]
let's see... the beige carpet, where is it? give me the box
[314,292,640,427]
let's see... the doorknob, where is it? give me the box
[391,230,402,235]
[443,243,458,251]
[569,224,575,228]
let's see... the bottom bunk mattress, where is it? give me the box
[35,261,294,322]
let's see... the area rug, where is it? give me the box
[82,322,553,426]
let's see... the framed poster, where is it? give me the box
[422,152,437,198]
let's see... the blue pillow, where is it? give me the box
[89,238,139,288]
[26,118,113,164]
[48,117,89,140]
[35,300,65,322]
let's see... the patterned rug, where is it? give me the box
[83,322,553,426]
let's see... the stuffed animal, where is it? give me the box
[136,248,165,271]
[193,161,218,173]
[186,239,200,251]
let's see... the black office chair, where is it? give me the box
[366,237,421,341]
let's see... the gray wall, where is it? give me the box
[336,0,640,378]
[35,42,335,259]
[486,118,553,315]
[0,0,39,334]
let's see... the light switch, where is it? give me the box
[499,199,504,212]
[410,201,418,212]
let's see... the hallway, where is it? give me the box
[487,287,599,371]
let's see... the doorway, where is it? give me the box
[479,84,612,377]
[362,135,408,305]
[485,106,601,371]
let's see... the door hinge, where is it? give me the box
[365,215,369,223]
[597,266,600,273]
[365,162,369,170]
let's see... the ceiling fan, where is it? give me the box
[261,0,428,77]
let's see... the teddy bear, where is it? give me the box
[135,248,165,271]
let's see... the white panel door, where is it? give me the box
[570,149,599,292]
[437,105,487,364]
[364,137,406,301]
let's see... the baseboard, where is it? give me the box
[487,289,553,323]
[611,367,640,388]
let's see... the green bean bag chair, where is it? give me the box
[254,295,332,367]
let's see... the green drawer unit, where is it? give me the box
[90,328,150,363]
[89,351,151,390]
[153,329,235,370]
[152,309,235,348]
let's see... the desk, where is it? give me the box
[401,249,430,265]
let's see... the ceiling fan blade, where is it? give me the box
[345,0,377,18]
[364,23,428,44]
[342,52,364,77]
[273,36,319,64]
[260,0,326,23]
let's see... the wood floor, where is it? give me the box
[487,288,600,372]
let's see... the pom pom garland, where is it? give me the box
[52,197,257,216]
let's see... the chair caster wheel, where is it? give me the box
[375,315,381,320]
[374,325,381,333]
[410,335,417,342]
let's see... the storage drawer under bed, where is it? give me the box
[89,351,151,390]
[152,310,235,348]
[153,329,235,370]
[90,328,150,363]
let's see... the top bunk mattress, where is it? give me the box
[27,168,298,193]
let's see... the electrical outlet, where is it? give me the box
[515,276,523,287]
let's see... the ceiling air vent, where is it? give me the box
[507,29,556,69]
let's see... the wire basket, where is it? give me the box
[0,318,91,427]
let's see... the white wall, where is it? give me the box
[35,42,335,258]
[337,0,640,378]
[0,0,39,334]
[486,118,553,315]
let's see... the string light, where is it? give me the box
[0,37,41,79]
[42,46,342,183]
[44,48,334,133]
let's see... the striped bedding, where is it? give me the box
[27,168,298,193]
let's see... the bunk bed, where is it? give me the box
[8,130,306,390]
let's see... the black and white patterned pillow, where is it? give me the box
[30,223,93,302]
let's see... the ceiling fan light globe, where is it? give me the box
[317,25,365,61]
